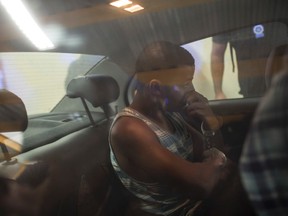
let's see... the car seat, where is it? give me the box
[265,44,288,88]
[67,74,132,216]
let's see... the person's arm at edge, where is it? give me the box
[239,71,288,215]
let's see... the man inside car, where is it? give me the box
[109,41,253,215]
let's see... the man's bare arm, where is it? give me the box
[110,117,226,199]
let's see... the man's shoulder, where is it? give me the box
[113,115,143,129]
[111,115,153,139]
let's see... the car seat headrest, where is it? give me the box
[265,44,288,88]
[0,90,28,132]
[66,75,120,124]
[66,75,120,108]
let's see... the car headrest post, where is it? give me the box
[80,97,97,127]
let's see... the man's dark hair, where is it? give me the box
[135,41,195,73]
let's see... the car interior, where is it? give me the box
[0,0,288,215]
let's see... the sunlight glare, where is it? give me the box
[0,0,55,50]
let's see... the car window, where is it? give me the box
[0,10,287,117]
[125,22,288,103]
[182,21,288,100]
[0,53,104,115]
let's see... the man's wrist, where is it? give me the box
[201,121,216,137]
[203,147,227,167]
[201,121,217,149]
[201,116,222,131]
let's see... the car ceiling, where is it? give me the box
[1,0,288,73]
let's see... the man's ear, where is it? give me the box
[149,79,162,96]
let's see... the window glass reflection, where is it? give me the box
[182,22,288,100]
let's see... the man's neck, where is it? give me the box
[129,94,174,133]
[130,100,164,121]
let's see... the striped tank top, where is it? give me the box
[109,107,202,215]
